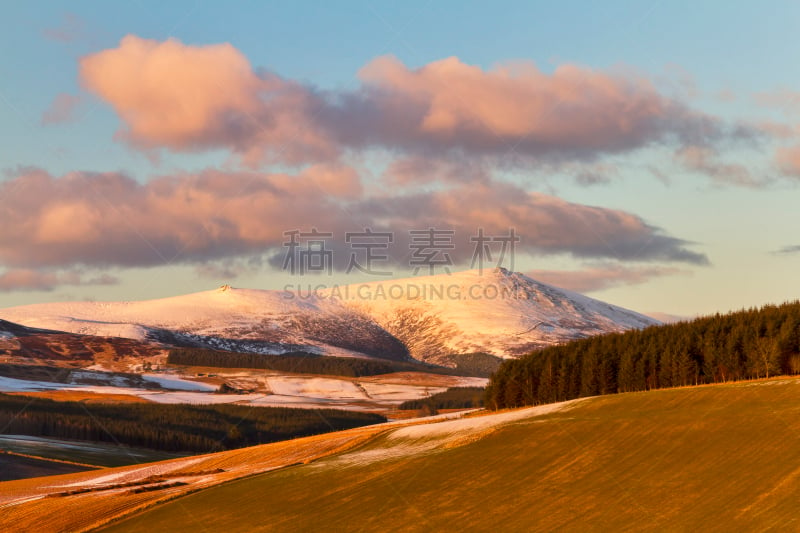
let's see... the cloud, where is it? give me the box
[0,269,118,292]
[0,168,707,276]
[80,37,742,170]
[195,262,245,280]
[753,120,796,140]
[80,35,333,166]
[382,156,491,186]
[41,93,83,125]
[526,264,686,293]
[566,162,618,186]
[42,13,87,43]
[340,56,721,160]
[754,89,800,113]
[0,166,359,270]
[776,145,800,177]
[676,145,766,187]
[715,90,736,103]
[771,245,800,255]
[194,256,266,280]
[358,182,709,265]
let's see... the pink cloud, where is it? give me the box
[382,156,490,186]
[0,169,707,274]
[776,145,800,177]
[80,35,334,166]
[676,145,765,187]
[326,55,729,163]
[754,88,800,112]
[42,13,86,43]
[354,56,679,154]
[41,93,83,125]
[715,89,736,102]
[0,269,118,293]
[360,182,708,265]
[526,264,686,293]
[80,37,740,169]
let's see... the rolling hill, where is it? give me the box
[3,377,799,532]
[0,319,164,365]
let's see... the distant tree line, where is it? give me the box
[399,387,485,410]
[167,347,484,377]
[437,353,504,378]
[0,393,385,453]
[486,301,800,410]
[168,348,399,377]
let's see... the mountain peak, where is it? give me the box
[0,269,657,364]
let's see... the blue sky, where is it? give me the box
[1,1,800,317]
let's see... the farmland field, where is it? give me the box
[103,378,800,532]
[0,453,95,482]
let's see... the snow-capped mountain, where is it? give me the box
[329,268,657,363]
[0,269,658,364]
[0,286,408,361]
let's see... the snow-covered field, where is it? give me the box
[141,373,216,391]
[0,371,487,413]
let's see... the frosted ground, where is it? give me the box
[0,371,486,413]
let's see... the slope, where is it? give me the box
[102,377,800,532]
[333,267,657,362]
[0,319,164,365]
[0,286,409,361]
[0,269,657,364]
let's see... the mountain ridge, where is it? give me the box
[0,269,658,364]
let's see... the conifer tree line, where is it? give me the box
[399,387,485,410]
[485,301,800,409]
[0,393,385,453]
[169,348,441,377]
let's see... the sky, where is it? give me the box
[1,1,800,317]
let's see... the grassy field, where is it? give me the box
[0,424,390,532]
[101,378,800,532]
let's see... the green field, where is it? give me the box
[102,378,800,532]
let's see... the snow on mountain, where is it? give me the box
[329,268,658,363]
[0,269,658,364]
[0,285,408,360]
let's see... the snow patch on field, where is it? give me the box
[388,399,582,440]
[141,374,216,391]
[54,456,208,488]
[0,372,466,412]
[266,376,364,399]
[140,392,265,404]
[328,400,583,468]
[360,382,446,402]
[0,376,67,391]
